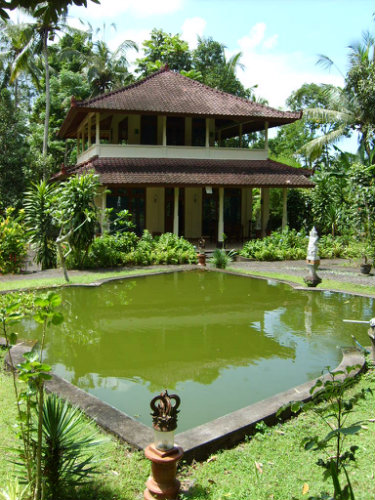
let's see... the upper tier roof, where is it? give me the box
[58,66,302,138]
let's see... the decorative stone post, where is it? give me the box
[144,391,184,500]
[368,318,375,364]
[304,227,322,287]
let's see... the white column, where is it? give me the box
[239,123,243,148]
[218,187,224,246]
[95,112,100,145]
[261,187,270,238]
[162,116,167,146]
[282,188,288,230]
[265,121,269,152]
[205,118,210,148]
[173,187,179,235]
[88,116,92,148]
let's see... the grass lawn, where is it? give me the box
[0,267,168,292]
[227,267,375,297]
[0,347,374,500]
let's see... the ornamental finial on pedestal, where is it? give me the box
[150,390,180,432]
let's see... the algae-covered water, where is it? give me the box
[18,271,372,431]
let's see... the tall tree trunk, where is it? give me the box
[42,28,50,177]
[14,78,18,109]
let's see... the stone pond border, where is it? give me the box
[2,266,368,462]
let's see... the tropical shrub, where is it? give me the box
[0,207,28,274]
[70,230,198,268]
[71,232,139,268]
[56,173,100,271]
[42,393,102,499]
[209,249,235,269]
[24,181,58,270]
[240,228,363,261]
[240,228,307,261]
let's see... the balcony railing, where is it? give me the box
[77,144,268,164]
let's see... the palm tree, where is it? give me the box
[303,31,375,161]
[0,20,42,107]
[86,38,137,96]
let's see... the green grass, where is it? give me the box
[0,267,167,292]
[1,346,374,499]
[227,267,375,297]
[182,368,375,500]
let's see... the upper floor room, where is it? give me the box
[58,66,302,165]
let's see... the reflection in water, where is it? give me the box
[18,271,373,431]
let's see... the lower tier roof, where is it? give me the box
[56,157,314,188]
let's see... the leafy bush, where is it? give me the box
[0,207,28,274]
[240,228,363,261]
[68,230,197,268]
[68,232,139,269]
[240,228,307,261]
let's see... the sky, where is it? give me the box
[62,0,375,110]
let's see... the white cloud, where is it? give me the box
[181,17,206,49]
[70,0,184,19]
[239,22,267,51]
[235,24,344,109]
[263,34,278,50]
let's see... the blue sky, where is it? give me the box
[64,0,374,109]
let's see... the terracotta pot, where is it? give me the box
[197,253,206,266]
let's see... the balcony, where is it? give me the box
[77,144,268,164]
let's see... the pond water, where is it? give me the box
[19,271,372,431]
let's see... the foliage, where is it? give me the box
[24,181,58,270]
[284,367,372,500]
[54,173,100,278]
[1,291,100,499]
[240,228,362,261]
[135,29,254,98]
[0,207,28,274]
[303,30,375,161]
[135,28,192,77]
[241,228,307,261]
[209,249,235,269]
[347,161,375,264]
[0,89,28,209]
[72,230,198,268]
[41,393,102,499]
[0,1,100,23]
[0,478,29,500]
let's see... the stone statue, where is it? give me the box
[304,226,321,287]
[307,226,319,261]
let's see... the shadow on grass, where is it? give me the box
[60,480,140,500]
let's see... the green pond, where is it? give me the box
[19,271,372,431]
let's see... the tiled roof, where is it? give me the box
[55,157,314,188]
[59,67,302,138]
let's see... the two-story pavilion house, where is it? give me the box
[57,66,314,246]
